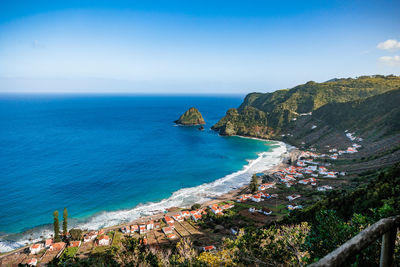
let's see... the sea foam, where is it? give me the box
[0,140,288,253]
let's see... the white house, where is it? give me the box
[251,194,262,202]
[249,207,256,213]
[27,258,38,266]
[324,172,337,178]
[306,165,317,171]
[162,227,173,235]
[172,214,184,222]
[317,185,333,191]
[319,166,328,174]
[139,225,147,235]
[146,220,154,230]
[30,243,42,254]
[260,208,272,215]
[287,194,301,201]
[98,235,110,246]
[297,161,307,167]
[45,239,53,248]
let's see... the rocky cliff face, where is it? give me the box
[175,107,206,125]
[212,75,400,139]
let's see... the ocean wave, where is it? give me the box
[0,140,288,253]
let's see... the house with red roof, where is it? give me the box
[162,227,173,234]
[180,210,190,218]
[172,214,184,222]
[98,235,110,246]
[164,216,174,225]
[50,242,66,251]
[191,213,202,222]
[69,241,81,247]
[45,238,53,248]
[27,258,38,266]
[202,245,216,252]
[30,243,42,254]
[139,225,147,235]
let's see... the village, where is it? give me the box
[0,132,364,266]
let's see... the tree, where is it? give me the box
[63,208,68,235]
[191,203,201,210]
[69,229,83,241]
[249,174,258,193]
[53,210,61,242]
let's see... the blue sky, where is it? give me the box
[0,0,399,94]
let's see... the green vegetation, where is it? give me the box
[47,164,400,266]
[312,89,400,136]
[63,208,68,235]
[53,210,61,242]
[191,203,201,210]
[212,75,400,138]
[69,229,83,241]
[175,107,206,125]
[249,174,258,193]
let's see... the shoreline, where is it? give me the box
[97,141,299,233]
[0,138,294,253]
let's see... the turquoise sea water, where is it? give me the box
[0,95,284,251]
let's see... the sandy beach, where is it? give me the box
[104,145,300,232]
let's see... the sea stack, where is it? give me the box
[175,107,206,125]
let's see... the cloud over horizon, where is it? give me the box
[379,55,400,66]
[377,39,400,51]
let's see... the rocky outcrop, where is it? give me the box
[175,107,206,125]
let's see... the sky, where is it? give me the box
[0,0,399,94]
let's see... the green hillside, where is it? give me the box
[312,88,400,136]
[212,75,400,138]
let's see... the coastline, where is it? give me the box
[105,140,298,231]
[0,139,294,253]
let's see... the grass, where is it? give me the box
[92,245,110,254]
[112,231,123,249]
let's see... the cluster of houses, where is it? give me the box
[121,220,160,236]
[273,163,338,189]
[248,206,272,216]
[26,236,86,266]
[236,191,277,203]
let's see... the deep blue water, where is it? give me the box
[0,95,273,240]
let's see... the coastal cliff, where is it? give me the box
[175,107,206,125]
[212,75,400,139]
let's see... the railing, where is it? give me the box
[309,215,399,267]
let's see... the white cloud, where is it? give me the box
[377,39,400,51]
[379,55,400,66]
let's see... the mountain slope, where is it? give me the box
[212,75,400,138]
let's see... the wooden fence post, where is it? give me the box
[379,227,397,267]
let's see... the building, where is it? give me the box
[146,220,154,230]
[260,207,272,216]
[180,210,190,218]
[139,225,147,235]
[45,238,52,248]
[50,242,66,251]
[84,232,97,242]
[287,194,301,201]
[30,243,42,254]
[69,241,81,247]
[27,258,38,266]
[191,213,202,222]
[98,235,110,246]
[258,182,276,191]
[202,245,216,252]
[162,227,173,234]
[164,216,174,225]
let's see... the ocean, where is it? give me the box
[0,94,287,252]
